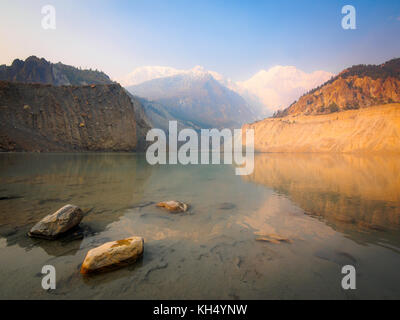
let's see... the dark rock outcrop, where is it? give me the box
[0,81,150,151]
[0,56,114,86]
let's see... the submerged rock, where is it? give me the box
[131,201,155,209]
[80,236,144,274]
[256,234,292,244]
[28,204,83,239]
[156,201,188,213]
[218,202,236,210]
[0,195,23,201]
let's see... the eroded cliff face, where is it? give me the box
[244,104,400,153]
[0,81,149,152]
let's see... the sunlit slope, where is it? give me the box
[244,104,400,153]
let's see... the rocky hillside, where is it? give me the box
[244,104,400,153]
[0,81,149,152]
[0,56,114,86]
[274,58,400,117]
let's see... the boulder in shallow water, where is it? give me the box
[80,236,144,274]
[156,200,188,213]
[28,204,83,239]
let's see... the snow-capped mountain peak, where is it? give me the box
[119,65,227,86]
[190,65,207,74]
[119,66,184,86]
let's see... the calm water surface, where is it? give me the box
[0,153,399,299]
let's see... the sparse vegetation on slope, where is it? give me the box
[273,58,400,117]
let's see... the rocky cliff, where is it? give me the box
[0,81,149,152]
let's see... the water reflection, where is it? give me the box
[244,153,400,247]
[0,153,154,252]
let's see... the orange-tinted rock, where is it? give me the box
[256,234,292,244]
[80,236,144,274]
[280,76,400,117]
[156,201,188,213]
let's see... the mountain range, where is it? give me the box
[1,55,400,153]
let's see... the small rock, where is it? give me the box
[156,200,188,213]
[256,234,292,244]
[256,237,281,244]
[28,204,83,239]
[80,236,144,274]
[218,202,236,210]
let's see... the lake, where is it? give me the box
[0,152,399,299]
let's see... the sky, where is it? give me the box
[0,0,400,81]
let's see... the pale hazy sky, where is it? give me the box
[1,0,400,81]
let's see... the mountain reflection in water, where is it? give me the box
[243,154,400,249]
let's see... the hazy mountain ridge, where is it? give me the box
[0,56,114,86]
[127,71,259,129]
[138,97,201,133]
